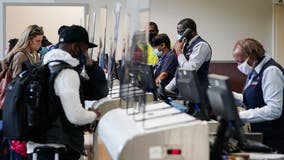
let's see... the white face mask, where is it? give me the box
[177,34,182,41]
[237,57,253,75]
[154,48,163,57]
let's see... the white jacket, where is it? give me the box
[27,49,96,154]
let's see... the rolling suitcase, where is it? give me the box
[32,146,66,160]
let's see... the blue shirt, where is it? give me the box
[154,51,178,88]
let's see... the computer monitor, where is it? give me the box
[134,63,158,101]
[207,74,244,137]
[176,68,210,120]
[207,74,274,159]
[207,74,240,122]
[119,61,158,102]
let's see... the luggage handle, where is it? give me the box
[33,146,66,160]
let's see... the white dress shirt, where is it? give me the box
[236,56,284,123]
[165,35,212,91]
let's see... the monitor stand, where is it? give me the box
[210,119,229,160]
[211,119,276,160]
[185,102,210,121]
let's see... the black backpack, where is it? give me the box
[3,61,72,141]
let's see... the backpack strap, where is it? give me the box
[46,61,73,116]
[47,61,72,74]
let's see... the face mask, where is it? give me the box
[154,48,163,57]
[149,33,157,43]
[177,34,182,41]
[78,54,86,66]
[39,47,48,55]
[237,58,253,75]
[74,54,86,73]
[3,49,8,57]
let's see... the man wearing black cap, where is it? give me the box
[38,36,52,59]
[26,25,108,160]
[48,25,69,51]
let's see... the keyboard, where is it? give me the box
[240,139,276,153]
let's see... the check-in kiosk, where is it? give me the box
[96,102,209,160]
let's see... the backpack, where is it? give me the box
[2,61,72,141]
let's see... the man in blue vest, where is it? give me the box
[165,18,212,95]
[233,38,284,153]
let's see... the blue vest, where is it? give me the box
[243,58,284,152]
[183,36,211,91]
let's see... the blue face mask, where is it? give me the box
[39,47,48,55]
[177,34,182,41]
[3,49,8,57]
[154,48,163,57]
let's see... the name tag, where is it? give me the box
[251,81,258,85]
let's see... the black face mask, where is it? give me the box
[74,55,87,73]
[78,54,86,66]
[73,45,82,59]
[149,33,158,43]
[75,46,87,65]
[73,45,86,72]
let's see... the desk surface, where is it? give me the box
[231,152,284,160]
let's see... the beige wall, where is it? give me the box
[89,0,150,60]
[0,0,90,58]
[0,0,277,61]
[274,4,284,66]
[5,6,84,48]
[150,0,273,61]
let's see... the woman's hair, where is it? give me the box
[233,38,265,60]
[8,38,18,52]
[152,33,171,49]
[8,24,44,56]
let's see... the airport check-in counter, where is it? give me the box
[88,98,284,160]
[95,102,209,160]
[91,83,155,116]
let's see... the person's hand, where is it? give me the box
[82,51,94,67]
[86,108,101,133]
[88,107,101,119]
[174,39,186,56]
[157,85,166,101]
[85,58,94,66]
[155,78,161,87]
[88,120,99,133]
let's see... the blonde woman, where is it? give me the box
[3,24,43,160]
[4,24,43,78]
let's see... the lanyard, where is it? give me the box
[154,54,167,74]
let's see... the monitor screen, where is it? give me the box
[176,68,210,120]
[119,61,157,101]
[207,74,245,142]
[207,74,275,156]
[207,74,240,122]
[177,69,202,103]
[135,63,158,101]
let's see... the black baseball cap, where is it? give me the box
[59,25,97,48]
[42,36,52,47]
